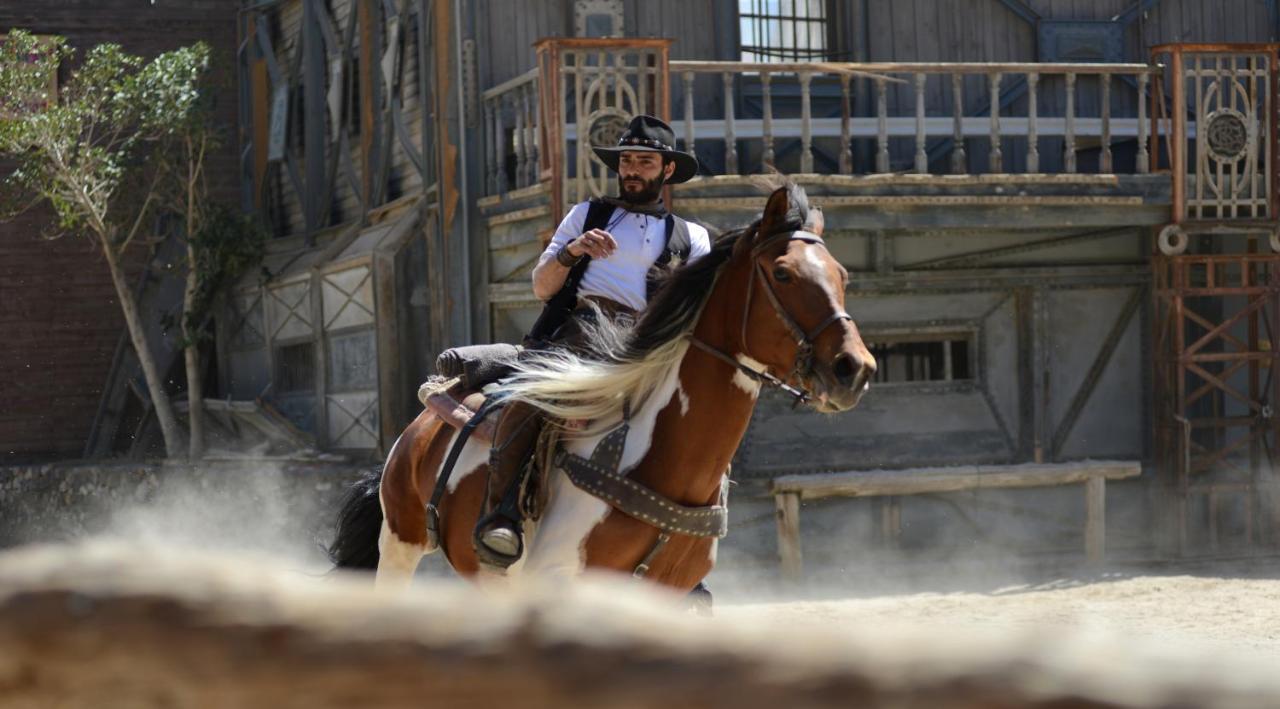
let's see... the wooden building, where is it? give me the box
[50,0,1279,559]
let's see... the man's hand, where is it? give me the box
[567,229,617,260]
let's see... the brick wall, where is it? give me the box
[0,2,240,462]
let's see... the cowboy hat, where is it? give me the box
[592,114,699,184]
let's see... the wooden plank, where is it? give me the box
[1085,475,1106,563]
[771,460,1142,499]
[775,492,804,581]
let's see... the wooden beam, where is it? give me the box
[770,461,1142,500]
[774,492,803,581]
[1084,476,1106,563]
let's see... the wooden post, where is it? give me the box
[951,72,965,174]
[682,70,695,157]
[1065,72,1077,174]
[1027,72,1039,173]
[1137,72,1149,174]
[839,73,852,175]
[800,71,813,173]
[762,72,775,166]
[880,497,902,546]
[1101,73,1113,173]
[914,72,927,173]
[876,77,889,173]
[775,492,803,580]
[988,71,1002,173]
[723,71,738,174]
[1084,476,1106,563]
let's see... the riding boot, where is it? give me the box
[473,400,543,570]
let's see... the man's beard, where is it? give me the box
[617,172,665,204]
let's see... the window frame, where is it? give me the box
[736,0,849,64]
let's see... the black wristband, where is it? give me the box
[556,245,584,267]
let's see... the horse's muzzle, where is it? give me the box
[811,348,875,413]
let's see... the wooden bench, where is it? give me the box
[769,460,1143,579]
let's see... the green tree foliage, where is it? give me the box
[0,31,262,458]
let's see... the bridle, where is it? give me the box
[689,220,853,406]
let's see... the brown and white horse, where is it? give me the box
[329,181,875,592]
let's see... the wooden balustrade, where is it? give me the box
[481,59,1165,196]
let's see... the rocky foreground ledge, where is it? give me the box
[0,543,1275,709]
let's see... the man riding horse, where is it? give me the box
[474,115,711,570]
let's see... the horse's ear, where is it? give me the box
[806,206,824,236]
[759,186,791,236]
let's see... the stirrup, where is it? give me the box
[473,515,524,570]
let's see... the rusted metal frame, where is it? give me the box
[1190,432,1261,476]
[1184,359,1248,411]
[303,0,329,243]
[903,226,1133,270]
[1186,362,1265,413]
[1049,286,1145,459]
[1181,304,1251,353]
[1171,48,1187,221]
[1269,48,1278,219]
[1182,295,1269,356]
[535,40,565,224]
[1187,351,1274,363]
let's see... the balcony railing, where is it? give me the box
[670,61,1159,176]
[480,40,1172,210]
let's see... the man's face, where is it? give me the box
[617,150,675,203]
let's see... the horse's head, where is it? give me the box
[734,184,875,412]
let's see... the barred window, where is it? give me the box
[867,333,974,384]
[739,0,830,63]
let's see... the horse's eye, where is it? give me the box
[772,266,792,283]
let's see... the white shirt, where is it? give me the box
[538,201,712,312]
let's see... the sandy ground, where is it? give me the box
[719,563,1280,664]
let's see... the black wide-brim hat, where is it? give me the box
[592,114,699,184]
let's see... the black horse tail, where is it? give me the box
[328,466,384,570]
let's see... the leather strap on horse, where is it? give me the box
[554,421,728,539]
[425,394,505,548]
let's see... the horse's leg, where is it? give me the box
[374,415,443,590]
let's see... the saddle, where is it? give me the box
[418,343,525,443]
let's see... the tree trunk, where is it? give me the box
[102,240,184,458]
[182,241,204,460]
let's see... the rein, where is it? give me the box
[690,223,852,406]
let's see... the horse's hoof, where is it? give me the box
[686,582,714,617]
[473,522,524,571]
